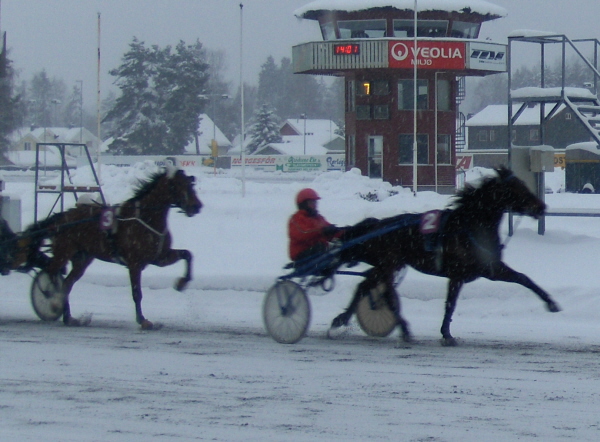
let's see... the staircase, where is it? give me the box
[455,77,466,152]
[508,35,600,148]
[564,94,600,146]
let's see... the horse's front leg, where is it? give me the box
[129,265,153,329]
[487,262,560,312]
[152,249,193,291]
[440,279,464,346]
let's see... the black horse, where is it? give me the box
[331,167,560,346]
[25,166,202,329]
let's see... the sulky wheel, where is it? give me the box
[30,271,65,321]
[263,280,311,344]
[356,281,398,338]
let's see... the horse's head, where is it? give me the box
[494,167,546,219]
[168,169,203,216]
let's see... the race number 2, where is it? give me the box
[420,210,441,234]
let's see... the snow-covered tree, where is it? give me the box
[104,38,209,155]
[245,103,282,154]
[0,45,21,153]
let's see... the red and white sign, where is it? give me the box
[389,41,466,70]
[455,154,473,170]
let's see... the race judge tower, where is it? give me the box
[293,0,507,192]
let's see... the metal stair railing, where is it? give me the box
[563,95,600,145]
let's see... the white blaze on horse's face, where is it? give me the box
[165,162,178,179]
[170,170,202,216]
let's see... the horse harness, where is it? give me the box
[100,201,168,265]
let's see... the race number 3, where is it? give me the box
[100,208,116,231]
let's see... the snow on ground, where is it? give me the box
[2,164,600,441]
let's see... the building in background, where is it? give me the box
[255,118,344,155]
[293,0,508,192]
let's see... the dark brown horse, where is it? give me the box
[28,166,202,329]
[331,167,560,345]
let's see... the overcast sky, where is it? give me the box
[3,0,600,109]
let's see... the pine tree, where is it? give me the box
[0,42,21,154]
[63,83,83,128]
[104,38,209,155]
[246,103,282,154]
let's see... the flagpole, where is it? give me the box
[96,12,102,182]
[412,0,418,194]
[239,3,246,197]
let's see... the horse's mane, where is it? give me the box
[450,167,510,211]
[129,171,168,202]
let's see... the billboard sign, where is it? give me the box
[389,40,466,70]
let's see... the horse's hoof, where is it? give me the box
[441,337,458,347]
[547,302,561,313]
[331,314,350,329]
[64,314,92,327]
[141,319,154,330]
[65,317,81,327]
[174,278,189,292]
[402,333,414,344]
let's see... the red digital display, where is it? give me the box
[334,44,360,55]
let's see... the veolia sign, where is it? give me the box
[388,41,466,70]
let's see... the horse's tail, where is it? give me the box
[18,212,66,271]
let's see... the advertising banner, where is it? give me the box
[455,154,474,170]
[466,42,507,72]
[231,155,345,172]
[389,40,466,70]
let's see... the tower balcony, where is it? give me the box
[292,39,507,76]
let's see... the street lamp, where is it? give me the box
[300,113,307,155]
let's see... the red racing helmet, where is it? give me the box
[296,188,321,205]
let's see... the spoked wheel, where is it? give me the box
[356,281,398,338]
[263,280,311,344]
[30,271,65,321]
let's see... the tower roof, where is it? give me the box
[295,0,507,21]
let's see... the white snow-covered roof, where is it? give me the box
[466,103,566,126]
[566,141,600,152]
[7,146,76,168]
[257,140,329,156]
[511,87,596,100]
[295,0,507,19]
[283,119,340,148]
[508,29,560,39]
[183,114,231,155]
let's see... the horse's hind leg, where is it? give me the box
[152,249,192,291]
[330,269,380,329]
[61,252,94,326]
[383,273,412,343]
[330,281,366,329]
[440,279,464,346]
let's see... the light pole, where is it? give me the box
[76,80,83,141]
[412,0,418,194]
[300,113,307,155]
[51,98,61,127]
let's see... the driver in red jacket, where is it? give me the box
[288,188,342,262]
